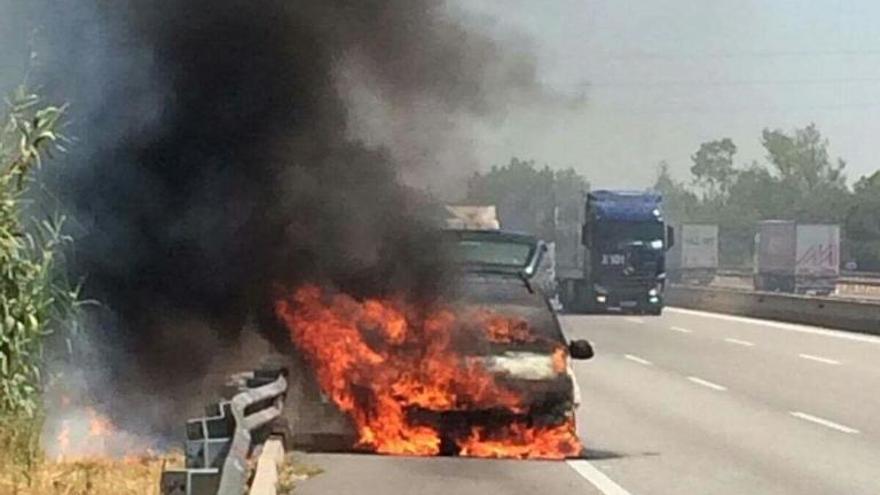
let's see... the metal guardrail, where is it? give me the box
[666,284,880,336]
[218,370,288,495]
[161,367,289,495]
[715,268,880,286]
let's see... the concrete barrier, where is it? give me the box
[250,437,286,495]
[666,285,880,336]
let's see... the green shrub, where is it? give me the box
[0,86,79,420]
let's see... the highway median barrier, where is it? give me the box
[666,285,880,336]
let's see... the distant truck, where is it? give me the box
[754,221,840,295]
[557,190,674,315]
[444,205,501,230]
[667,224,719,285]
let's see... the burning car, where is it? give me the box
[437,230,594,452]
[275,229,593,459]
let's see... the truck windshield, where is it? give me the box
[448,239,533,268]
[597,221,665,250]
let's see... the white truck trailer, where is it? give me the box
[754,221,840,295]
[668,224,719,285]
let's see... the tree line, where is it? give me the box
[655,124,879,269]
[465,124,880,271]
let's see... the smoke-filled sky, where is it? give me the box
[458,0,880,187]
[0,0,566,432]
[8,1,880,189]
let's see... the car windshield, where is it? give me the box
[597,221,665,250]
[448,239,533,268]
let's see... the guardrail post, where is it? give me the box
[161,367,289,495]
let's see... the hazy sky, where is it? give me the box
[459,0,880,188]
[4,2,880,190]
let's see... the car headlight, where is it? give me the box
[481,352,559,380]
[648,288,658,296]
[650,239,664,250]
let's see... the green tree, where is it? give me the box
[845,171,880,270]
[466,158,589,239]
[656,125,854,266]
[762,124,846,191]
[761,124,850,223]
[690,138,737,199]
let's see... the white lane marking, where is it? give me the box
[567,460,634,495]
[667,307,880,344]
[790,411,859,434]
[798,353,841,365]
[687,376,728,391]
[624,317,645,324]
[670,326,693,333]
[624,354,653,366]
[724,338,755,347]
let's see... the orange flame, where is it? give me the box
[275,285,582,459]
[88,408,114,438]
[51,407,155,461]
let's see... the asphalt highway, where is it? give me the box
[297,308,880,494]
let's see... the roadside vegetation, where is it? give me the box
[655,124,880,268]
[465,125,880,270]
[0,87,177,495]
[0,85,77,472]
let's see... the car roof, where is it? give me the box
[441,229,539,244]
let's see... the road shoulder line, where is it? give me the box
[567,460,634,495]
[623,354,653,366]
[790,411,859,434]
[687,376,728,391]
[798,353,840,365]
[724,338,755,347]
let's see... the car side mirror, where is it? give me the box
[568,339,594,360]
[666,225,675,250]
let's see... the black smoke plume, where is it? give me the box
[4,0,548,434]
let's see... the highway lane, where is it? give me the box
[295,453,604,495]
[295,308,880,494]
[566,310,880,494]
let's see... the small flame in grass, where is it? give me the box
[49,407,157,461]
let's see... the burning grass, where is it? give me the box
[275,285,582,459]
[0,416,181,495]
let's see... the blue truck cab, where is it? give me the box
[558,190,674,315]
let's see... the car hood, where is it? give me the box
[447,272,564,350]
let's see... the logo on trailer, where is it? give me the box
[797,244,838,269]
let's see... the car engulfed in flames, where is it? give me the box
[275,230,593,460]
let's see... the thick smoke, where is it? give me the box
[3,0,549,435]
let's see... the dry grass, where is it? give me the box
[0,452,184,495]
[0,420,182,495]
[277,453,324,494]
[1,421,320,494]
